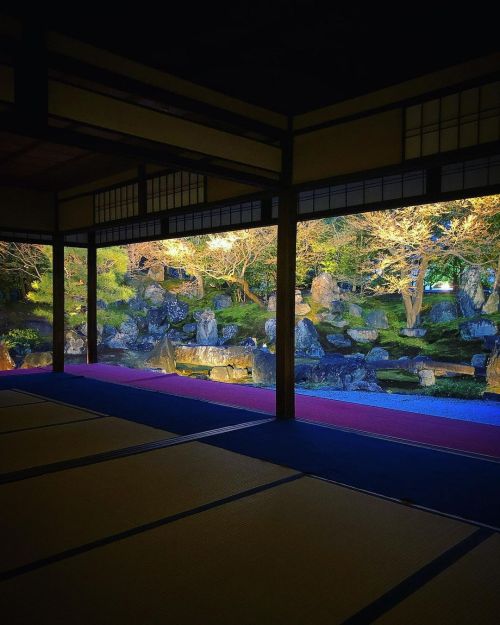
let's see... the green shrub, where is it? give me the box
[0,328,43,350]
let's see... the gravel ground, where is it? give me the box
[295,388,500,426]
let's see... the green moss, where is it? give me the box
[216,303,273,341]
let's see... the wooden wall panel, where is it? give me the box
[293,110,403,184]
[0,187,54,230]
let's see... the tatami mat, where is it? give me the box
[0,417,173,474]
[0,401,102,434]
[0,390,45,408]
[0,441,296,572]
[374,533,500,625]
[0,476,475,625]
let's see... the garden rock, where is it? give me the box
[428,301,458,323]
[295,318,325,358]
[295,290,311,315]
[213,294,232,310]
[483,291,499,314]
[347,328,379,343]
[486,343,500,395]
[96,299,108,310]
[0,343,15,370]
[166,329,188,342]
[135,336,158,352]
[196,309,218,345]
[252,349,276,385]
[460,319,497,341]
[182,323,197,335]
[418,369,436,387]
[458,266,485,317]
[348,303,363,317]
[163,293,189,324]
[219,324,239,344]
[176,345,253,368]
[483,335,500,351]
[64,330,86,355]
[265,318,277,343]
[471,353,487,368]
[147,265,165,281]
[364,310,389,329]
[400,328,427,337]
[330,301,345,315]
[107,317,139,349]
[240,337,257,347]
[326,334,352,348]
[311,272,340,307]
[304,356,382,391]
[267,294,277,312]
[366,347,389,361]
[20,351,53,369]
[209,365,248,383]
[144,284,166,306]
[145,336,176,373]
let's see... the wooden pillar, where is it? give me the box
[275,117,296,419]
[52,233,65,372]
[87,233,98,364]
[275,188,297,418]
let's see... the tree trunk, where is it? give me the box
[402,256,428,328]
[223,276,264,308]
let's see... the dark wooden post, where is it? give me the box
[52,233,65,372]
[87,233,98,364]
[275,188,297,419]
[275,117,296,419]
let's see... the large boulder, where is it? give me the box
[302,356,382,391]
[64,330,86,355]
[364,310,389,329]
[483,291,499,314]
[163,293,189,324]
[295,318,325,358]
[330,301,345,315]
[0,343,15,371]
[144,283,166,306]
[213,294,232,310]
[471,353,487,368]
[146,307,169,336]
[219,324,239,344]
[106,317,139,349]
[311,272,340,307]
[147,265,165,281]
[267,293,277,312]
[252,349,276,385]
[175,345,253,368]
[265,318,277,343]
[295,290,311,315]
[366,347,389,361]
[348,303,363,317]
[145,336,176,373]
[428,301,458,323]
[209,366,248,383]
[486,344,500,395]
[326,334,352,348]
[196,309,218,346]
[21,351,52,369]
[458,266,485,317]
[459,319,498,341]
[347,328,379,343]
